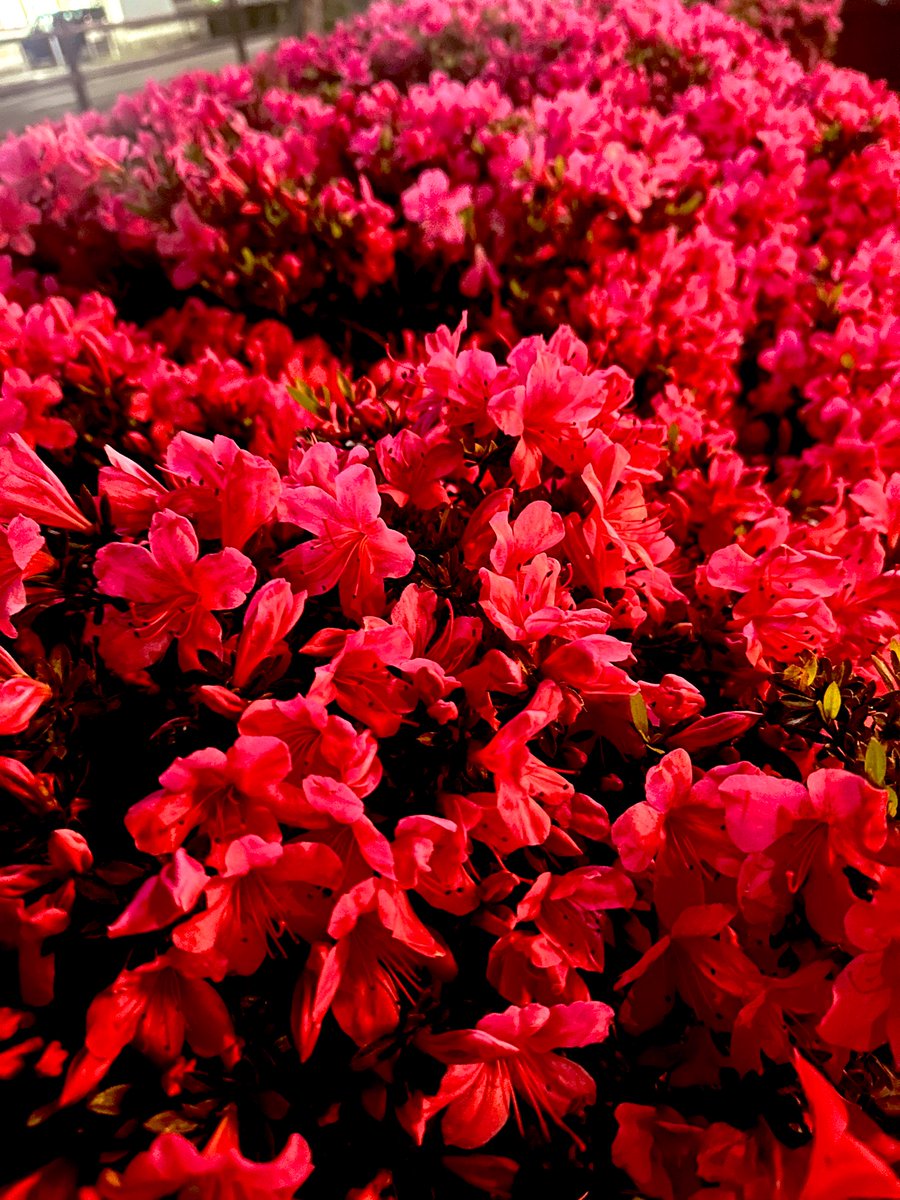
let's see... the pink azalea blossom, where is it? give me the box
[94,510,256,673]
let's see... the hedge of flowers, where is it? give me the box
[0,0,899,1196]
[700,0,844,64]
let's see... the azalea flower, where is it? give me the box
[124,735,293,863]
[173,835,342,977]
[96,1106,313,1199]
[401,168,473,249]
[0,435,91,532]
[409,1001,614,1149]
[52,951,240,1113]
[94,510,256,674]
[0,516,47,639]
[280,463,415,620]
[293,878,455,1059]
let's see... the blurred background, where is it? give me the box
[0,0,368,132]
[0,0,896,135]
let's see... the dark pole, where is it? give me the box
[60,27,90,112]
[301,0,323,33]
[226,0,248,63]
[286,0,322,38]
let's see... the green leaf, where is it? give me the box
[871,654,897,691]
[459,205,476,238]
[336,372,354,402]
[888,787,898,820]
[664,190,704,218]
[287,382,323,416]
[630,693,649,739]
[866,738,888,787]
[820,682,842,720]
[183,141,205,165]
[144,1110,199,1135]
[800,654,819,688]
[88,1085,130,1116]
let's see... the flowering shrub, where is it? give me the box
[698,0,844,64]
[0,0,899,1197]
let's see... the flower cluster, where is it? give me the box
[0,0,899,1197]
[698,0,844,64]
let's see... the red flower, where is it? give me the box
[108,848,208,938]
[819,872,900,1063]
[409,1001,614,1149]
[239,692,382,796]
[705,543,844,667]
[485,499,565,576]
[612,750,744,927]
[124,736,293,864]
[96,1106,313,1199]
[292,878,454,1059]
[478,553,569,644]
[612,1102,781,1200]
[487,930,589,1006]
[616,904,763,1035]
[0,1159,81,1200]
[230,579,306,689]
[730,768,888,943]
[173,835,341,977]
[731,959,833,1075]
[52,951,240,1113]
[793,1053,900,1200]
[285,774,396,885]
[0,516,46,638]
[0,435,92,532]
[0,367,73,452]
[0,856,76,1007]
[376,429,468,510]
[280,463,415,619]
[487,328,631,488]
[303,626,418,738]
[94,510,256,674]
[0,646,51,733]
[515,866,635,974]
[162,432,283,550]
[471,680,574,851]
[98,445,169,537]
[394,813,478,914]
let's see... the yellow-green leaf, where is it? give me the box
[287,382,323,416]
[630,693,649,739]
[865,738,888,787]
[144,1110,199,1135]
[888,787,898,820]
[872,654,897,691]
[821,682,842,720]
[336,372,354,402]
[800,654,818,688]
[89,1085,130,1116]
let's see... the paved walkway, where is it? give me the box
[0,32,275,134]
